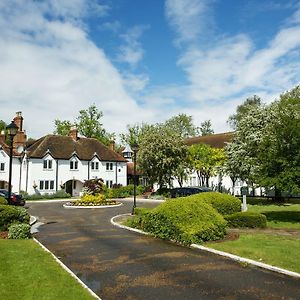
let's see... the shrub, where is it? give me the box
[129,198,227,245]
[225,212,267,228]
[185,192,241,215]
[0,196,7,205]
[8,223,32,239]
[0,205,30,230]
[22,190,71,200]
[83,178,106,195]
[106,185,145,199]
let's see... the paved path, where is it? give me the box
[27,200,300,300]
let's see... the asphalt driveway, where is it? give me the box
[27,200,300,300]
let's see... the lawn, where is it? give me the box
[248,203,300,229]
[0,240,95,300]
[205,233,300,274]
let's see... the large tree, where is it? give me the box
[188,143,225,187]
[137,124,188,188]
[53,104,114,145]
[257,86,300,194]
[199,120,214,136]
[164,113,199,138]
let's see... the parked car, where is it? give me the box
[170,186,211,198]
[0,189,25,206]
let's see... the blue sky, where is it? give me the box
[0,0,300,139]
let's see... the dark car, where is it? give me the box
[0,189,25,206]
[170,186,211,198]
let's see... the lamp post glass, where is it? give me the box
[131,144,139,215]
[6,121,18,201]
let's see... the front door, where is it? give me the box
[65,180,73,196]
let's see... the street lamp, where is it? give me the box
[131,143,139,215]
[6,120,18,202]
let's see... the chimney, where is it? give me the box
[68,126,78,141]
[0,130,5,145]
[12,112,27,152]
[109,140,115,151]
[13,111,23,131]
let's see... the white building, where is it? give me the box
[0,113,127,196]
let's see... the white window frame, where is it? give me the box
[70,160,78,170]
[0,162,4,171]
[91,161,99,170]
[106,180,113,188]
[39,180,55,191]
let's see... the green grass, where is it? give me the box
[206,233,300,274]
[0,240,95,300]
[248,204,300,229]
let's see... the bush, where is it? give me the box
[225,212,267,228]
[129,197,227,245]
[0,196,7,205]
[185,192,241,215]
[8,223,32,239]
[83,178,106,195]
[106,185,145,199]
[22,190,71,200]
[0,205,30,230]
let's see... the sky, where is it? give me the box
[0,0,300,139]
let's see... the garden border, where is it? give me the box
[111,213,300,279]
[63,202,123,209]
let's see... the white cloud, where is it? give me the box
[117,25,149,67]
[0,0,154,138]
[165,0,213,44]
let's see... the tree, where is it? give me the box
[164,113,199,138]
[53,104,114,146]
[138,124,188,188]
[0,120,6,133]
[53,120,72,136]
[188,144,225,187]
[225,97,268,190]
[120,123,153,148]
[228,95,262,129]
[199,120,214,136]
[257,86,300,194]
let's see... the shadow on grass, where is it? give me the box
[262,211,300,223]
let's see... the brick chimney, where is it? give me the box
[109,140,115,151]
[0,130,5,145]
[68,126,78,141]
[13,112,27,152]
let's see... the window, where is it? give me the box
[39,180,54,190]
[106,162,113,171]
[0,163,4,171]
[106,180,113,188]
[43,159,52,170]
[91,162,99,170]
[70,160,78,170]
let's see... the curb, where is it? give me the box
[29,216,37,226]
[26,199,76,203]
[111,214,300,279]
[63,202,123,209]
[33,238,101,300]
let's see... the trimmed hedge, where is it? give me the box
[129,197,227,245]
[21,190,71,200]
[8,223,32,239]
[0,196,7,205]
[0,205,30,231]
[224,212,267,228]
[185,192,241,215]
[72,194,117,206]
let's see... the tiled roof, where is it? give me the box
[185,132,233,148]
[26,135,127,162]
[127,162,142,175]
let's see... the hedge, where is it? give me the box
[0,205,30,231]
[0,196,7,205]
[185,192,241,215]
[224,212,267,228]
[129,197,227,245]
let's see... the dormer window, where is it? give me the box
[91,162,99,170]
[70,160,78,170]
[43,159,52,170]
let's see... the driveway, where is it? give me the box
[27,200,300,300]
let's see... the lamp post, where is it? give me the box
[131,143,139,215]
[6,121,18,202]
